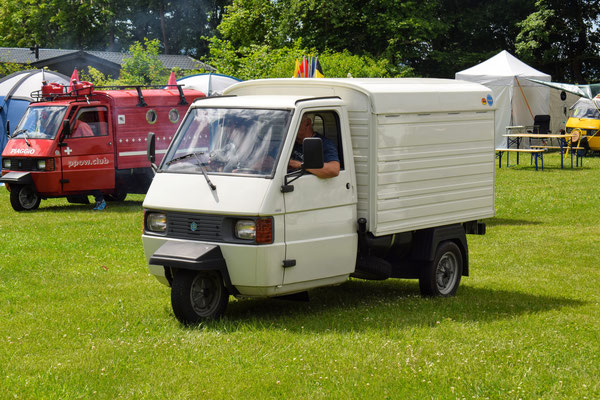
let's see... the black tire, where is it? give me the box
[419,241,463,297]
[171,269,229,324]
[10,185,41,211]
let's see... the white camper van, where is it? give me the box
[142,78,495,324]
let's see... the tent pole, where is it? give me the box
[515,77,534,119]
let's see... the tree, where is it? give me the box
[218,0,442,70]
[414,0,537,78]
[119,38,167,85]
[0,0,230,57]
[516,0,600,82]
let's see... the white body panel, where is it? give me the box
[143,78,496,297]
[226,78,496,235]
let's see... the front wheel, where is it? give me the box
[171,269,229,325]
[10,184,41,211]
[419,241,463,297]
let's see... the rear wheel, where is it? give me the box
[10,185,41,211]
[171,269,229,324]
[419,241,463,297]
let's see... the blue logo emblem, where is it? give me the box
[486,94,493,106]
[190,221,198,232]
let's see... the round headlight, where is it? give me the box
[37,160,46,170]
[2,158,11,169]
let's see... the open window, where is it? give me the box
[71,107,109,138]
[303,111,344,170]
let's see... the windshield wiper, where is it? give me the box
[12,129,31,147]
[165,152,216,191]
[165,152,205,166]
[192,153,217,191]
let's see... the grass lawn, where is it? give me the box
[1,152,599,399]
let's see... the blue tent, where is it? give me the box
[0,69,69,166]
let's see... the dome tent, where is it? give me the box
[455,51,550,148]
[0,69,69,164]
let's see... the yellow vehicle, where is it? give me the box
[565,97,600,153]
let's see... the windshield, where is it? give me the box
[161,107,292,177]
[12,106,67,140]
[570,98,600,119]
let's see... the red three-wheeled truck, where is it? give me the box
[0,82,204,211]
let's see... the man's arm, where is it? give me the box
[304,160,340,178]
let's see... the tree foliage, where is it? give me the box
[0,61,34,78]
[0,0,599,82]
[0,0,226,57]
[516,0,600,82]
[207,38,401,79]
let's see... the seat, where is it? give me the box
[528,114,551,145]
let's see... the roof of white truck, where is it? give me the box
[224,78,495,114]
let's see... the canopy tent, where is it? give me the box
[455,50,550,148]
[0,69,69,162]
[175,73,241,96]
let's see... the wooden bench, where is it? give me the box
[496,148,546,170]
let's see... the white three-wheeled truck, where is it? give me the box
[142,78,496,324]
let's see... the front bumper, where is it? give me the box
[0,171,33,185]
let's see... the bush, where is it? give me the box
[206,37,411,80]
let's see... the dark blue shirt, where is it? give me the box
[291,133,339,164]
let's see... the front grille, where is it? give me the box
[166,212,226,242]
[3,158,37,171]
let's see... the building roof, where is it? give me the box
[0,47,215,71]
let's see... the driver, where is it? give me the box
[288,116,340,178]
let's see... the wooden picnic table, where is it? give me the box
[499,131,583,169]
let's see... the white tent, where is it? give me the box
[455,50,550,148]
[176,73,241,96]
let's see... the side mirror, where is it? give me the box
[147,132,156,164]
[147,132,157,172]
[60,119,71,141]
[302,137,324,170]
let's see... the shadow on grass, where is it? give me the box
[486,218,542,227]
[35,200,144,213]
[189,279,585,333]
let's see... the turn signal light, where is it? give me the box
[256,217,273,244]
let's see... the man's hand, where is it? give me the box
[288,159,303,170]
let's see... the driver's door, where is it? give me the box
[61,106,115,193]
[282,109,358,285]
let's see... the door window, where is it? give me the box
[71,107,109,138]
[298,111,344,170]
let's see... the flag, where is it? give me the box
[168,71,177,87]
[309,57,315,78]
[302,56,309,78]
[69,68,79,92]
[315,58,324,78]
[292,59,300,78]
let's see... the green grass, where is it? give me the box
[1,152,599,399]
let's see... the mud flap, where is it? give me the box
[149,241,236,293]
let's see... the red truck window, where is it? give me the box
[71,107,109,138]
